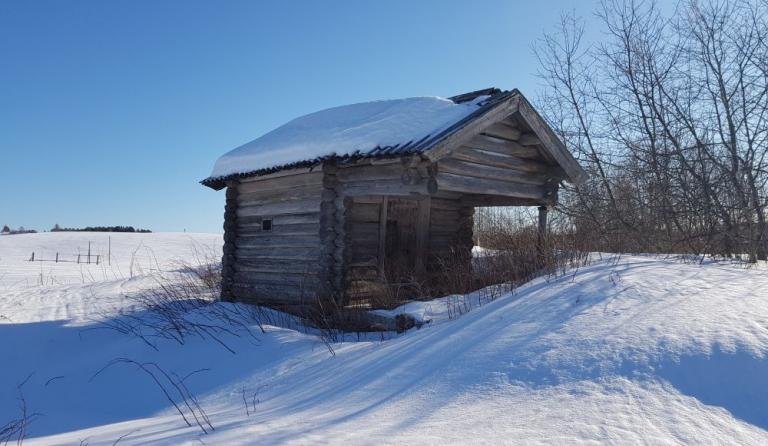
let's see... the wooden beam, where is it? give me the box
[438,158,550,185]
[451,148,555,174]
[464,135,541,159]
[415,196,431,276]
[482,122,521,141]
[237,172,323,194]
[238,167,314,184]
[377,197,388,276]
[458,194,546,207]
[237,198,321,217]
[338,179,431,197]
[435,172,546,200]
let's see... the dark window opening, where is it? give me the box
[261,219,273,231]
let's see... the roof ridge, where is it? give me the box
[448,87,503,104]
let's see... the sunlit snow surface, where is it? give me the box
[2,232,768,445]
[208,96,487,179]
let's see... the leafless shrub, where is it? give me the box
[1,374,40,446]
[339,207,592,320]
[90,359,213,434]
[94,248,263,353]
[435,208,592,319]
[241,384,265,417]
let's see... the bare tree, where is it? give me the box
[535,0,768,261]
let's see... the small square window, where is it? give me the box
[261,219,273,231]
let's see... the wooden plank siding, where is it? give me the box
[435,133,562,205]
[229,168,325,305]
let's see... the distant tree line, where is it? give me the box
[535,0,768,262]
[50,224,151,233]
[1,225,37,235]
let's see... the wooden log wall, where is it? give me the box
[319,162,346,301]
[230,168,324,304]
[344,196,386,300]
[334,158,436,302]
[220,181,239,301]
[435,116,560,206]
[427,197,474,269]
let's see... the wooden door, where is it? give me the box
[384,198,419,279]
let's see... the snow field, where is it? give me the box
[1,233,767,444]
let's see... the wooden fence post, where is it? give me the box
[537,206,548,264]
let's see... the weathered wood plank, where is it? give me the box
[338,180,431,197]
[236,246,321,260]
[237,186,321,206]
[482,122,521,141]
[451,148,554,174]
[377,197,388,275]
[235,258,321,274]
[237,172,323,194]
[238,167,315,184]
[459,194,547,207]
[436,172,546,199]
[439,158,550,185]
[237,222,319,236]
[233,271,319,286]
[235,235,320,249]
[463,135,540,159]
[336,163,405,182]
[237,198,321,217]
[415,197,431,275]
[237,213,319,226]
[231,283,313,302]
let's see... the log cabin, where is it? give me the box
[202,88,587,312]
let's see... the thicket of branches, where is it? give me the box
[536,0,768,261]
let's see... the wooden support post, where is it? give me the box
[377,196,389,278]
[415,197,431,277]
[537,206,548,264]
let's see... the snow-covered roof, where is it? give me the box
[202,88,516,188]
[201,88,588,189]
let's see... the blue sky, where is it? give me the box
[0,0,598,233]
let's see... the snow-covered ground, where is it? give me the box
[2,232,768,445]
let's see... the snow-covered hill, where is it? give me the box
[2,233,768,445]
